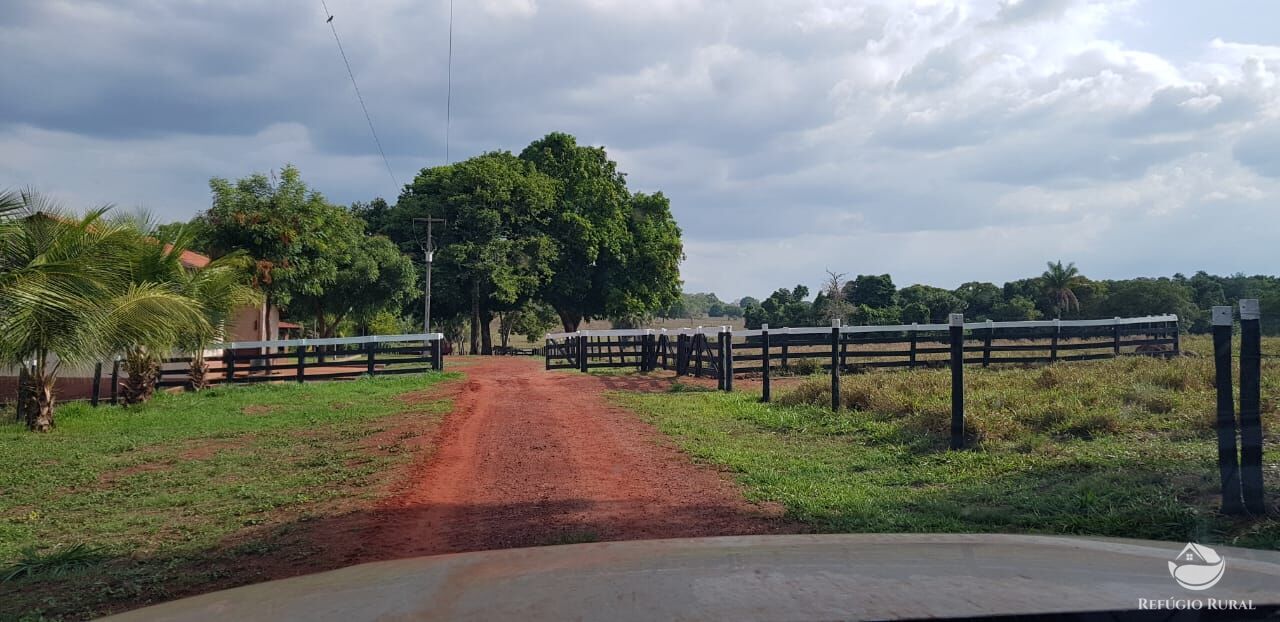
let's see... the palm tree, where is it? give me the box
[174,251,261,391]
[1042,260,1085,318]
[0,191,204,430]
[113,214,249,402]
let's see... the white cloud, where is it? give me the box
[3,0,1280,299]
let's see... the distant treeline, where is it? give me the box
[667,263,1280,334]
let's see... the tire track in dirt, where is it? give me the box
[355,356,791,559]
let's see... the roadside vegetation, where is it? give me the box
[0,372,455,621]
[612,335,1280,549]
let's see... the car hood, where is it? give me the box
[102,534,1280,621]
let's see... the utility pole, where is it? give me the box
[413,217,446,333]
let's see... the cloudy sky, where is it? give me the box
[2,0,1277,299]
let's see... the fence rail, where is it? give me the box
[546,315,1181,394]
[42,334,446,412]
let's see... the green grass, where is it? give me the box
[612,337,1280,550]
[0,372,455,621]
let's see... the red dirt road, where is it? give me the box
[338,356,790,561]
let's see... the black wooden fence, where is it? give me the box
[79,333,444,408]
[547,314,1179,380]
[547,314,1181,447]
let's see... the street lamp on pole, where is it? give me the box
[412,217,446,334]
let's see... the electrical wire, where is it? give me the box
[319,0,399,189]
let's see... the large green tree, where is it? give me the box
[202,165,357,324]
[519,132,683,332]
[843,274,896,309]
[897,284,966,323]
[953,281,1003,320]
[743,285,813,329]
[1095,278,1199,322]
[289,233,417,338]
[390,152,557,354]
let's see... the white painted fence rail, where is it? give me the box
[211,332,445,351]
[546,315,1177,341]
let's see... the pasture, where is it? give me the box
[611,334,1280,548]
[0,372,455,620]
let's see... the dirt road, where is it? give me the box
[333,356,789,562]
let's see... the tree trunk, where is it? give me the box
[499,318,512,349]
[555,307,582,333]
[122,347,160,406]
[29,380,54,432]
[188,351,209,392]
[481,310,494,355]
[470,280,481,355]
[18,369,46,431]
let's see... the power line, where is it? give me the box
[319,0,399,189]
[445,0,454,164]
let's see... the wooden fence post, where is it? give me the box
[432,337,444,371]
[110,357,120,405]
[1211,306,1244,514]
[579,332,589,373]
[716,329,726,390]
[91,362,103,407]
[908,324,918,370]
[830,319,841,412]
[761,324,771,403]
[1050,318,1060,363]
[225,349,236,384]
[544,338,551,370]
[1172,318,1182,356]
[1113,317,1122,356]
[660,330,668,370]
[949,313,965,450]
[695,330,704,378]
[366,341,377,376]
[1238,299,1266,514]
[296,344,306,383]
[781,328,789,372]
[723,326,733,392]
[982,320,993,368]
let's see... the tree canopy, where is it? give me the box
[388,151,558,353]
[203,165,355,311]
[519,133,683,332]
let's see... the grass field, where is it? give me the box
[0,372,455,621]
[612,335,1280,549]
